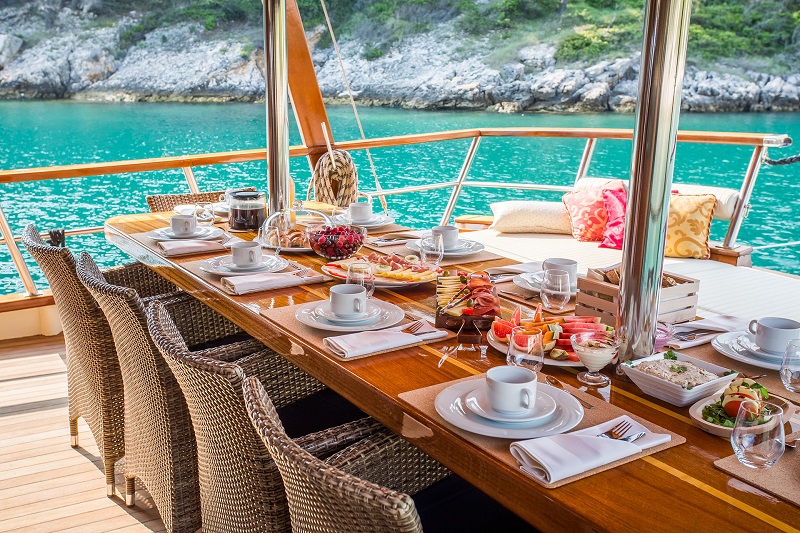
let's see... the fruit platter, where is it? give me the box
[306,224,367,260]
[435,271,501,331]
[321,252,441,287]
[487,305,615,367]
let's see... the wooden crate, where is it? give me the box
[575,272,699,326]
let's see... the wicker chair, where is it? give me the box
[76,252,259,532]
[145,191,226,213]
[21,224,177,497]
[146,297,398,532]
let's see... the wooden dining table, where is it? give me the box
[105,212,800,533]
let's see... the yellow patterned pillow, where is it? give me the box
[665,194,716,259]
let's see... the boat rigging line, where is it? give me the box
[318,0,389,216]
[764,150,800,165]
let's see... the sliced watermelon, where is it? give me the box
[559,323,609,333]
[566,351,580,362]
[563,316,602,323]
[491,318,514,341]
[511,306,522,327]
[555,338,573,348]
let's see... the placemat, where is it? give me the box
[181,259,330,294]
[495,281,576,315]
[714,437,800,507]
[365,223,412,235]
[398,375,685,488]
[260,303,456,361]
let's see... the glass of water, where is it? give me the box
[195,202,215,227]
[540,269,571,312]
[780,339,800,393]
[731,400,784,469]
[419,235,444,268]
[506,327,544,372]
[346,262,375,298]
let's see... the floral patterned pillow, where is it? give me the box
[665,194,716,259]
[599,188,627,249]
[562,181,625,242]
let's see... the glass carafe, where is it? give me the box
[228,191,266,232]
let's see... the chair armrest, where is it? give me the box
[328,431,451,496]
[102,261,178,298]
[155,292,243,346]
[192,338,265,363]
[295,417,385,458]
[236,350,327,409]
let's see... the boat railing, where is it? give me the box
[0,126,791,305]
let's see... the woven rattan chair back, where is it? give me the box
[21,224,125,496]
[243,376,424,533]
[145,188,255,213]
[76,252,201,533]
[146,298,327,533]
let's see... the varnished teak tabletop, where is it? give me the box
[105,213,799,533]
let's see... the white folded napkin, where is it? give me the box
[220,271,325,295]
[509,415,671,485]
[322,320,448,359]
[157,236,242,257]
[667,315,750,349]
[366,230,428,247]
[485,262,543,283]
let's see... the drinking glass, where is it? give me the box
[506,327,544,372]
[780,339,800,393]
[419,235,444,268]
[540,269,571,312]
[731,400,785,469]
[194,202,215,227]
[346,262,375,298]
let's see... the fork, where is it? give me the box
[673,329,721,341]
[400,321,425,335]
[499,290,537,301]
[596,420,632,439]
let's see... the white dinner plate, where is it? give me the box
[332,213,396,229]
[312,301,384,324]
[464,384,557,424]
[406,239,485,258]
[735,334,784,360]
[512,272,578,296]
[147,227,224,241]
[435,380,583,439]
[295,299,404,332]
[320,264,436,288]
[171,204,227,221]
[711,331,782,371]
[198,255,288,277]
[486,330,582,367]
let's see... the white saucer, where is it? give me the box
[464,385,557,424]
[295,299,404,332]
[711,331,781,371]
[312,301,383,324]
[406,239,485,258]
[486,330,582,367]
[513,272,578,296]
[148,226,224,241]
[333,214,395,229]
[736,334,783,360]
[435,381,583,439]
[198,255,288,277]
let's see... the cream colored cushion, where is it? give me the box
[489,201,572,234]
[665,194,716,259]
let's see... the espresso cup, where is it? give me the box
[431,225,459,250]
[348,202,373,223]
[486,366,538,414]
[748,317,800,354]
[330,284,367,318]
[230,241,262,267]
[543,258,578,288]
[170,215,197,237]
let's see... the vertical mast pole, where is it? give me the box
[264,0,291,214]
[617,0,693,361]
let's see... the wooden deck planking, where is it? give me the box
[0,335,165,533]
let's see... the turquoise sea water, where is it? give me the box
[1,101,799,294]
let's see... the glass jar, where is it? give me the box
[228,191,266,232]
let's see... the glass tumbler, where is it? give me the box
[419,235,444,268]
[540,269,571,312]
[731,400,785,469]
[506,327,544,372]
[346,262,375,298]
[780,339,800,393]
[195,202,215,227]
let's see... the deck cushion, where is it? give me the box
[599,189,627,250]
[488,200,572,234]
[665,194,716,259]
[562,180,625,241]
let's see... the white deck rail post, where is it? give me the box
[617,0,693,361]
[264,0,291,214]
[0,204,39,296]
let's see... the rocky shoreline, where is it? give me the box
[1,6,798,112]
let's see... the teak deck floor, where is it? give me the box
[0,335,165,533]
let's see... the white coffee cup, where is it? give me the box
[486,366,538,414]
[748,317,800,354]
[170,215,197,237]
[230,241,262,267]
[431,225,459,250]
[543,258,578,288]
[349,202,373,223]
[330,284,367,318]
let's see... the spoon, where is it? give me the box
[544,374,594,410]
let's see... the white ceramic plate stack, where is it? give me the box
[434,380,583,439]
[620,351,738,407]
[406,238,485,258]
[147,227,225,241]
[712,332,783,371]
[295,299,404,332]
[332,213,396,229]
[198,255,289,276]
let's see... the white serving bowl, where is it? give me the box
[620,351,738,407]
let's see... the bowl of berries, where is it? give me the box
[306,224,367,261]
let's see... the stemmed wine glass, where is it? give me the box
[731,400,785,469]
[506,327,545,372]
[540,269,571,312]
[780,339,800,393]
[419,235,444,268]
[346,262,375,298]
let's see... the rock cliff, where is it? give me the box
[1,5,798,112]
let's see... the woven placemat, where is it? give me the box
[260,303,456,361]
[365,223,412,235]
[398,374,685,488]
[495,281,576,315]
[180,259,330,294]
[714,438,800,507]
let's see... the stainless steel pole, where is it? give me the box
[264,0,291,214]
[617,0,693,361]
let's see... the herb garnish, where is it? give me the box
[663,350,677,360]
[670,365,688,373]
